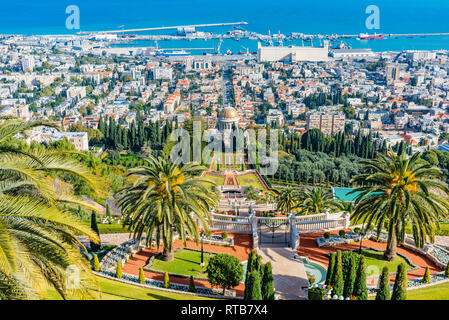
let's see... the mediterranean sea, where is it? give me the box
[1,0,449,52]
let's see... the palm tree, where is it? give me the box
[275,187,300,215]
[350,152,449,261]
[118,156,219,261]
[244,186,260,202]
[0,118,101,299]
[298,187,337,215]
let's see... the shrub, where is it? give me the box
[308,287,326,300]
[339,230,346,238]
[116,262,122,279]
[207,253,243,296]
[139,267,145,284]
[423,266,430,284]
[221,232,228,239]
[245,271,262,300]
[189,276,196,293]
[323,232,331,240]
[445,262,449,278]
[353,256,367,300]
[376,266,390,300]
[93,254,100,272]
[163,272,170,289]
[332,251,344,297]
[261,263,275,300]
[326,253,336,285]
[354,227,361,234]
[391,263,408,300]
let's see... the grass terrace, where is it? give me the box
[202,173,225,187]
[46,276,213,300]
[236,173,266,192]
[150,249,216,278]
[361,249,414,275]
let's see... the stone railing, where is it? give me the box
[210,219,252,234]
[211,212,250,223]
[294,212,349,234]
[100,238,145,272]
[290,216,300,250]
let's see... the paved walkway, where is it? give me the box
[258,246,309,300]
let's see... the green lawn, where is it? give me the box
[46,276,214,300]
[362,249,413,276]
[406,281,449,300]
[369,281,449,300]
[236,173,266,192]
[150,249,215,278]
[202,173,225,187]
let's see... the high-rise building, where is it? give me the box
[307,111,345,135]
[21,56,35,72]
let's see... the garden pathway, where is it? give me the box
[258,246,309,300]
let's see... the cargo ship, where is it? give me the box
[357,33,385,40]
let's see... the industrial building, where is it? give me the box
[257,41,329,62]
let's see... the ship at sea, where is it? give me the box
[357,33,385,40]
[155,49,191,57]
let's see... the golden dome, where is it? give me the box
[219,107,238,120]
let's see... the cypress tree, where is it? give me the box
[163,272,170,289]
[189,276,196,293]
[332,251,344,297]
[353,256,368,300]
[391,263,408,300]
[376,266,391,300]
[116,261,122,279]
[244,250,256,298]
[253,254,262,274]
[343,254,357,298]
[261,263,275,300]
[445,262,449,278]
[106,204,111,217]
[423,266,430,284]
[325,253,336,285]
[93,254,100,272]
[139,267,145,284]
[90,211,101,252]
[245,271,262,300]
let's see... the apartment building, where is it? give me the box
[307,111,345,135]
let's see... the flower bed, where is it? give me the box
[316,232,368,248]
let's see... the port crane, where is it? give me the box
[268,30,274,47]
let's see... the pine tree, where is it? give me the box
[376,266,390,300]
[93,254,100,272]
[245,271,262,300]
[332,251,344,297]
[189,276,196,293]
[139,267,145,284]
[423,266,430,284]
[163,272,170,289]
[90,211,101,252]
[353,256,368,300]
[343,254,357,298]
[116,261,122,279]
[326,253,336,285]
[261,263,275,300]
[391,263,408,300]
